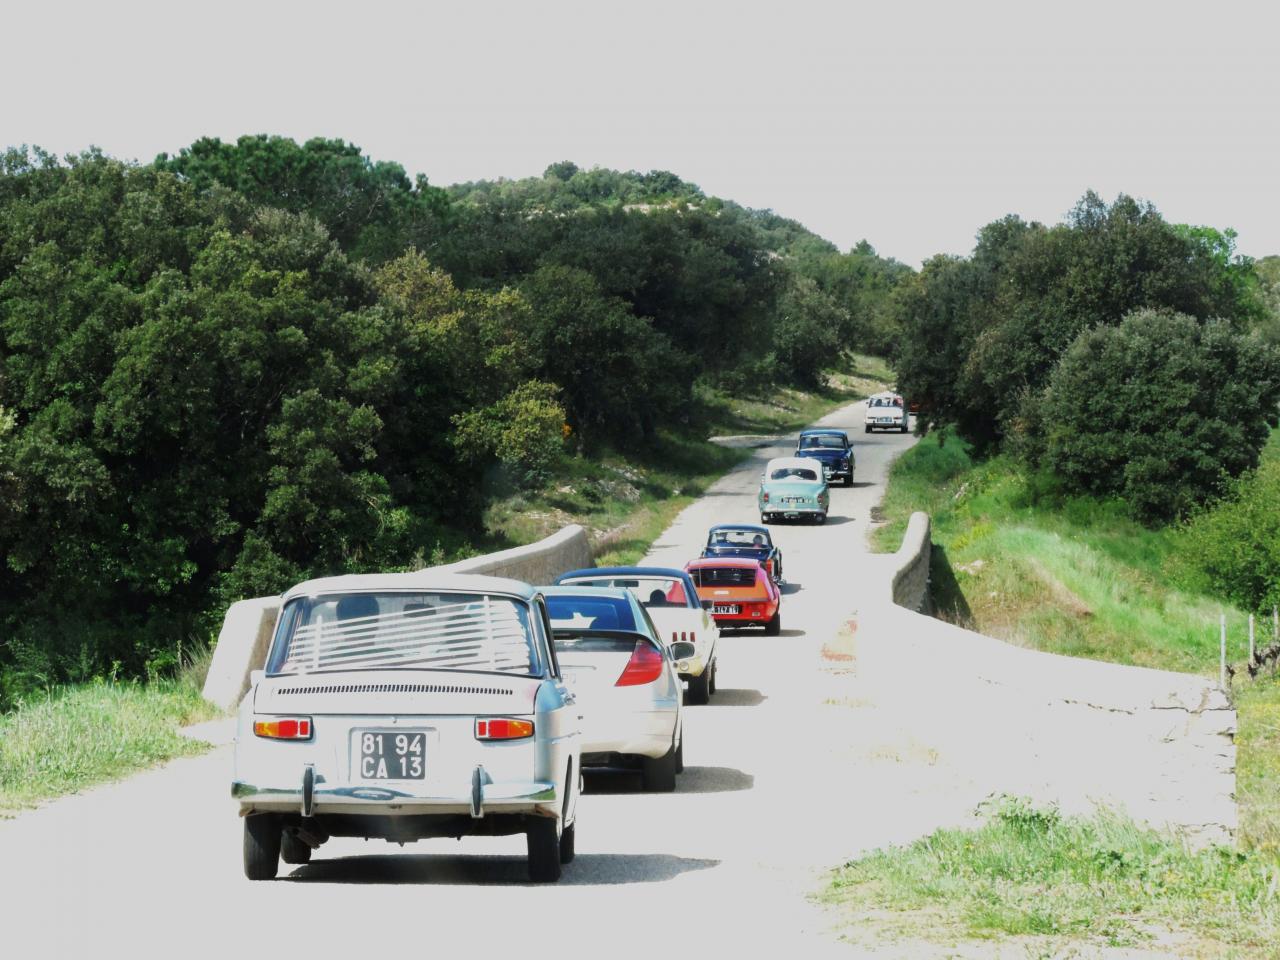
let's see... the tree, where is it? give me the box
[1040,309,1280,520]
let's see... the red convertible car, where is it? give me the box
[684,558,782,635]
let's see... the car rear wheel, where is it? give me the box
[280,830,312,865]
[243,813,281,880]
[864,425,872,433]
[816,513,827,525]
[765,611,781,636]
[527,818,563,882]
[844,475,854,487]
[675,730,685,773]
[901,423,909,433]
[708,659,718,695]
[558,821,576,865]
[686,668,711,705]
[642,745,678,792]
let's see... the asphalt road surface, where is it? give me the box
[1,403,939,959]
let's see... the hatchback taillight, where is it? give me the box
[254,717,312,740]
[475,718,534,740]
[616,640,665,686]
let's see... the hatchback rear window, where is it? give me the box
[267,592,538,676]
[544,594,638,631]
[689,567,760,588]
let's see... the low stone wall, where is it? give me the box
[202,524,594,710]
[890,512,931,612]
[439,524,592,584]
[861,511,1237,846]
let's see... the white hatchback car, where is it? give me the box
[543,586,688,791]
[864,391,910,432]
[554,567,720,704]
[233,572,581,883]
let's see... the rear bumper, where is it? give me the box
[712,607,776,626]
[233,777,558,817]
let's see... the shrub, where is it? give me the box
[1040,309,1280,520]
[1176,459,1280,613]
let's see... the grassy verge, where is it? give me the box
[822,797,1280,957]
[485,354,894,563]
[0,655,220,815]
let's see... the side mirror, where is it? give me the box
[669,640,696,662]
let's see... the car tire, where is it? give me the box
[708,659,717,695]
[765,611,781,636]
[243,813,281,881]
[844,475,854,487]
[280,830,312,866]
[641,746,678,792]
[527,818,563,882]
[864,425,872,434]
[686,668,711,705]
[901,423,909,433]
[816,513,827,525]
[675,731,685,773]
[558,821,576,865]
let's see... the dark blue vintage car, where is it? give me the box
[795,429,854,486]
[699,524,783,583]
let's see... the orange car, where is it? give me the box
[684,558,782,635]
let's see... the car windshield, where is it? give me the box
[558,576,690,608]
[799,435,844,449]
[709,528,771,548]
[770,467,818,481]
[689,566,759,588]
[267,592,539,676]
[545,593,639,631]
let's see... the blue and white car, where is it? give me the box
[542,586,688,791]
[233,571,581,883]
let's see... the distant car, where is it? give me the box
[233,572,581,883]
[796,429,854,486]
[554,567,720,704]
[543,587,686,791]
[758,456,830,524]
[700,523,784,583]
[685,558,782,635]
[864,392,909,433]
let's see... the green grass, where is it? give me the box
[822,797,1280,956]
[1239,677,1280,856]
[0,652,221,815]
[485,354,893,562]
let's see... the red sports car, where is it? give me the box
[685,558,782,635]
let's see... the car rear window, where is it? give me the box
[709,528,771,548]
[770,467,818,481]
[558,576,690,608]
[689,566,760,588]
[545,594,638,631]
[267,592,539,676]
[800,435,845,449]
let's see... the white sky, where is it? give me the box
[4,0,1278,267]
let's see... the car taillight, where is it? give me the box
[475,718,534,740]
[762,492,770,503]
[616,640,665,687]
[254,717,312,740]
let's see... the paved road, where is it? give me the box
[0,403,939,959]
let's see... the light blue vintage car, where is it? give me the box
[758,456,830,524]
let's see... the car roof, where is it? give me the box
[686,557,763,569]
[708,523,769,534]
[765,456,825,471]
[282,571,536,602]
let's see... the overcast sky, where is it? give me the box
[5,0,1278,266]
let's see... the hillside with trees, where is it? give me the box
[0,138,908,702]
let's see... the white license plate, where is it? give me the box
[782,496,805,503]
[356,729,426,780]
[713,604,740,615]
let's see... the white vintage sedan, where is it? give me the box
[232,572,581,883]
[554,566,720,704]
[543,586,689,791]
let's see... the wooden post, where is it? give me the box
[1249,613,1255,664]
[1220,614,1227,690]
